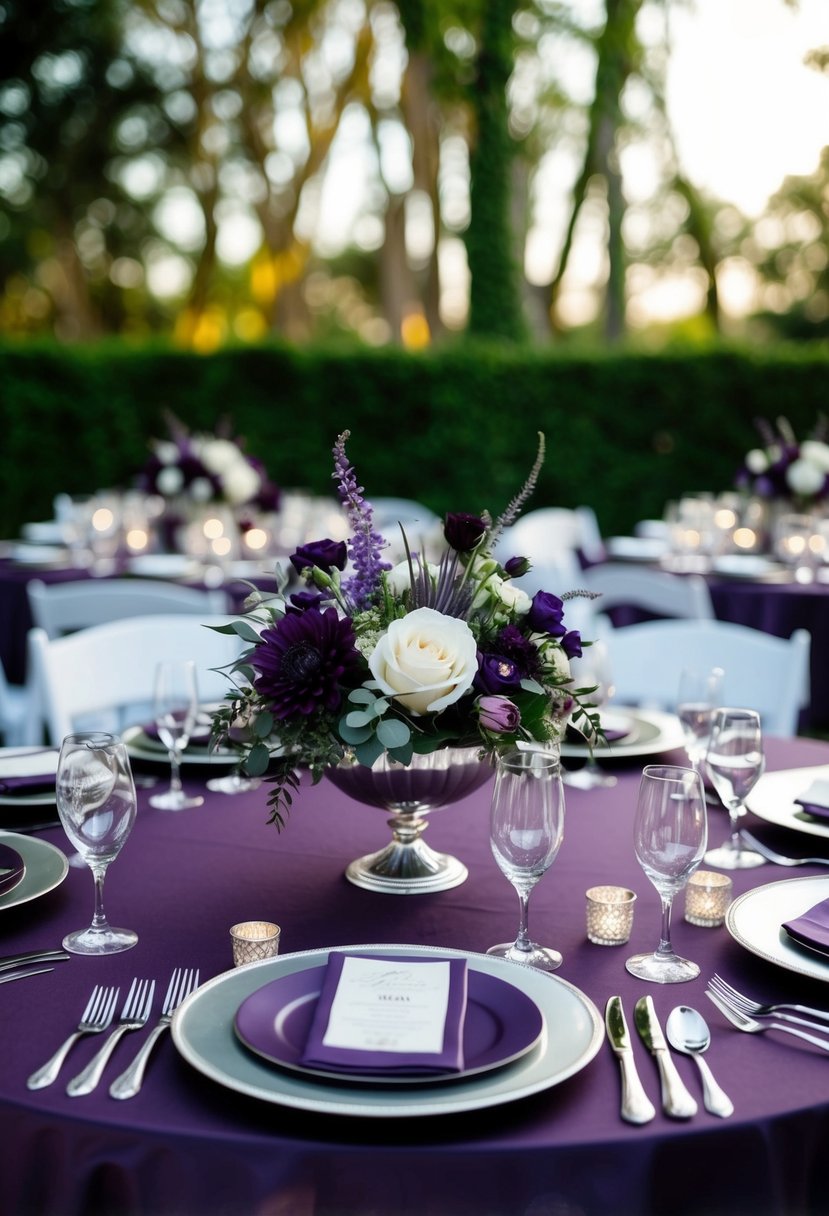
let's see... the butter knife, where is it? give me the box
[634,995,697,1119]
[605,996,656,1124]
[0,949,70,974]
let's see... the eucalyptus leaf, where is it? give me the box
[354,735,385,768]
[345,709,374,729]
[339,720,374,745]
[388,740,415,766]
[245,743,272,777]
[520,678,545,694]
[230,621,263,643]
[348,688,376,705]
[376,718,411,749]
[253,711,274,738]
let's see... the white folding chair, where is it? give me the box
[602,619,811,737]
[497,506,605,566]
[27,578,229,639]
[0,658,38,746]
[580,565,715,623]
[27,615,249,744]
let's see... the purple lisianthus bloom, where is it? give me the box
[290,538,348,575]
[527,591,566,637]
[444,512,487,552]
[475,652,523,695]
[287,590,328,613]
[561,629,582,659]
[504,555,531,578]
[250,606,361,719]
[478,695,521,734]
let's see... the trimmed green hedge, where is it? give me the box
[1,341,828,539]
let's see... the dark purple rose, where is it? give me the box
[495,624,541,679]
[475,652,522,695]
[444,512,487,552]
[250,607,361,719]
[478,695,521,734]
[290,539,348,575]
[561,629,582,659]
[504,555,531,578]
[527,591,566,637]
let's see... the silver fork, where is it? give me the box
[709,973,829,1026]
[27,984,120,1090]
[109,967,199,1100]
[706,988,829,1053]
[739,830,829,868]
[66,978,156,1097]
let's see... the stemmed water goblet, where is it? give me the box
[487,747,565,972]
[562,641,617,790]
[55,732,138,955]
[625,764,707,983]
[676,666,724,770]
[704,707,766,869]
[149,660,205,811]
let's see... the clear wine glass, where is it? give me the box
[55,732,138,955]
[562,641,617,790]
[625,764,707,984]
[704,707,766,869]
[149,660,205,811]
[676,666,724,770]
[487,747,566,971]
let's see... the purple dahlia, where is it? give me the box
[250,607,361,720]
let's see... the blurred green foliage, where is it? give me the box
[2,342,828,537]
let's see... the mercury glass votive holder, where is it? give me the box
[230,921,281,967]
[685,871,733,927]
[585,886,637,946]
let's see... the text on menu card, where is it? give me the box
[321,957,452,1055]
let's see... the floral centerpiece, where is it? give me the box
[212,430,598,827]
[735,417,829,510]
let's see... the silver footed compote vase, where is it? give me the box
[325,746,494,895]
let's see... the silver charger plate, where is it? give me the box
[0,830,68,912]
[172,943,603,1119]
[747,766,829,841]
[726,875,829,982]
[122,724,238,768]
[560,708,685,761]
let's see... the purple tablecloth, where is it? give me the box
[2,736,829,1216]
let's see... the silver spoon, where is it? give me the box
[666,1005,734,1118]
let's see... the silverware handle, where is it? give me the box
[694,1056,733,1118]
[0,950,69,973]
[654,1048,697,1118]
[616,1053,656,1124]
[769,1022,829,1052]
[789,1005,829,1026]
[27,1029,86,1090]
[66,1025,129,1097]
[109,1022,168,1099]
[0,966,54,986]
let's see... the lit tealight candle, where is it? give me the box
[230,921,281,967]
[585,886,637,946]
[685,871,733,927]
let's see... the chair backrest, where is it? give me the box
[497,506,605,566]
[28,614,249,744]
[371,498,441,533]
[580,565,715,623]
[602,619,811,737]
[27,578,229,640]
[0,657,37,747]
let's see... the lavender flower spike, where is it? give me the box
[332,430,390,610]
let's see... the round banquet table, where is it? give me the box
[2,735,829,1216]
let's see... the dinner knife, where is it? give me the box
[0,966,54,985]
[634,995,697,1119]
[605,996,656,1124]
[0,949,70,974]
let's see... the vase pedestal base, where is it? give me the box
[345,839,468,896]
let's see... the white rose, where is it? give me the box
[368,606,478,716]
[201,438,243,476]
[745,449,769,475]
[222,461,261,505]
[473,573,532,615]
[800,440,829,474]
[386,559,440,597]
[157,466,184,496]
[786,458,824,497]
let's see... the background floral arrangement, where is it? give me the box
[736,416,829,508]
[212,431,598,825]
[138,412,281,512]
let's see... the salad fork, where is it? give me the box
[738,830,829,868]
[109,967,199,1099]
[706,988,829,1053]
[27,984,119,1089]
[66,978,156,1096]
[708,973,829,1025]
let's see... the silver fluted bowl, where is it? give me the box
[325,747,493,895]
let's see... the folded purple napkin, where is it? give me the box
[0,772,57,795]
[794,779,829,823]
[300,953,469,1076]
[0,751,58,796]
[0,842,25,896]
[782,898,829,956]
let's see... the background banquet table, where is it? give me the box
[2,735,829,1216]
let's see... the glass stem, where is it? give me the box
[514,887,533,953]
[168,748,183,794]
[729,801,743,851]
[656,894,675,958]
[90,864,110,933]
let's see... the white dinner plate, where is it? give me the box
[0,748,58,809]
[604,536,668,562]
[726,875,829,983]
[126,554,201,579]
[0,830,68,912]
[711,554,788,581]
[560,709,685,761]
[172,944,603,1119]
[122,724,239,768]
[747,766,829,841]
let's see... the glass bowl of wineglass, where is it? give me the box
[55,732,138,955]
[676,666,724,770]
[704,707,766,869]
[487,747,566,972]
[562,641,617,790]
[625,763,707,984]
[149,660,205,811]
